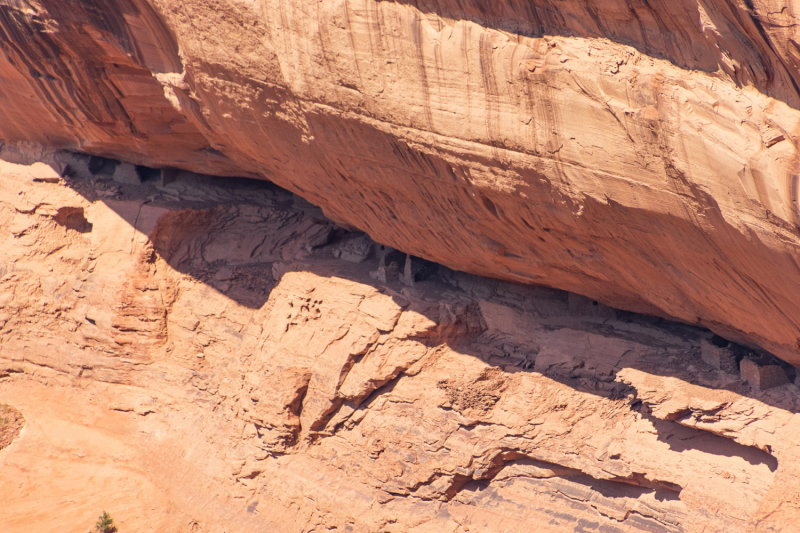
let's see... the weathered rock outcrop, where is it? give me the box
[2,155,800,532]
[1,0,800,364]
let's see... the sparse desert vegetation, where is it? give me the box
[94,511,116,533]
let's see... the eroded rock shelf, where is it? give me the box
[1,151,799,532]
[0,0,800,362]
[3,0,800,530]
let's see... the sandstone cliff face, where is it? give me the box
[0,0,799,364]
[2,154,800,532]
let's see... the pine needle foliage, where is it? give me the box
[95,511,116,533]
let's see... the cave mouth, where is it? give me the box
[710,334,730,348]
[4,144,793,371]
[21,145,795,366]
[62,149,790,371]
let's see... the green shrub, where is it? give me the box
[95,511,116,533]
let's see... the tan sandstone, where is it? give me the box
[0,1,799,365]
[2,156,800,532]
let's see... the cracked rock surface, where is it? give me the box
[1,153,799,532]
[1,1,800,363]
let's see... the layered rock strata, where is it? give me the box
[0,0,800,363]
[2,154,800,532]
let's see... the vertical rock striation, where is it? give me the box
[0,3,799,358]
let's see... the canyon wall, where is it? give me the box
[2,155,800,532]
[1,0,800,364]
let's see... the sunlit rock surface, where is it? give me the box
[2,154,800,532]
[1,1,800,363]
